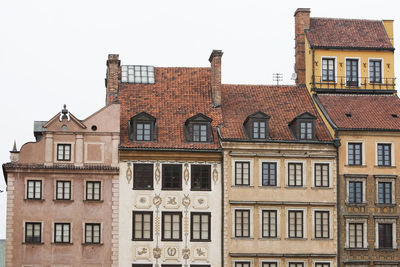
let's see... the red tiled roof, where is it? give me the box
[317,94,400,130]
[219,85,332,141]
[119,67,223,150]
[306,18,394,50]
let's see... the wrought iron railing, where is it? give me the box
[312,76,396,91]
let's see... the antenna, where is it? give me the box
[272,73,283,85]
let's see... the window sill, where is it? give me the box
[53,199,74,202]
[232,237,254,240]
[190,188,212,192]
[24,199,45,202]
[258,185,278,188]
[284,186,306,189]
[83,200,104,203]
[374,248,398,251]
[375,203,396,207]
[311,238,333,240]
[190,239,211,242]
[285,237,307,240]
[232,185,253,188]
[161,188,183,191]
[259,237,280,240]
[311,187,333,190]
[22,242,44,245]
[344,165,367,168]
[133,188,154,190]
[161,239,183,242]
[51,242,73,245]
[344,247,369,251]
[345,202,367,206]
[132,239,153,242]
[82,243,103,246]
[374,165,396,168]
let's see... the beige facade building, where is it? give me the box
[3,103,120,267]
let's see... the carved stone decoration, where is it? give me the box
[153,247,161,259]
[182,248,190,260]
[135,195,151,209]
[184,163,190,184]
[126,162,132,183]
[153,195,162,207]
[182,194,191,208]
[212,163,218,184]
[192,195,208,209]
[193,246,208,260]
[155,215,160,234]
[164,246,179,260]
[184,216,189,234]
[134,246,151,260]
[163,195,180,209]
[155,162,161,184]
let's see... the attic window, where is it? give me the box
[184,113,213,143]
[243,111,270,140]
[129,112,157,142]
[345,113,352,117]
[289,112,317,141]
[121,65,155,84]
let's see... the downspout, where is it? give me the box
[333,133,341,267]
[312,47,316,89]
[221,149,224,267]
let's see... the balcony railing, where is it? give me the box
[311,76,396,93]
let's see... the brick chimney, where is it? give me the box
[105,54,120,105]
[209,50,223,107]
[294,8,311,86]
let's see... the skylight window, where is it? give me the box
[121,65,155,84]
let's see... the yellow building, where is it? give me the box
[295,8,400,267]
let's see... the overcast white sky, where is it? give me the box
[0,0,399,239]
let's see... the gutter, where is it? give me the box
[119,147,222,153]
[310,45,395,51]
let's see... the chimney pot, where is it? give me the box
[106,54,121,105]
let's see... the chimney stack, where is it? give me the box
[209,50,223,107]
[294,8,311,86]
[383,20,394,46]
[106,54,121,105]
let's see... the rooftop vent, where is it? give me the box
[345,113,352,117]
[392,114,398,118]
[121,65,155,84]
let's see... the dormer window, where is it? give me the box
[184,113,213,143]
[243,111,270,140]
[289,112,317,140]
[129,112,157,142]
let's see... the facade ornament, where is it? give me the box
[153,194,162,206]
[126,162,132,183]
[182,248,190,259]
[212,163,218,184]
[155,162,161,183]
[167,247,177,256]
[184,163,190,184]
[153,247,161,259]
[182,194,191,207]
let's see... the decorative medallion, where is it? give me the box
[193,246,208,260]
[167,247,177,256]
[153,195,162,206]
[182,194,191,207]
[135,195,151,209]
[134,246,151,260]
[164,246,179,260]
[167,196,177,205]
[192,195,208,209]
[153,247,161,259]
[212,164,218,184]
[182,248,190,260]
[184,163,190,184]
[155,162,161,184]
[164,195,180,209]
[126,162,132,183]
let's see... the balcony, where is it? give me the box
[311,76,396,94]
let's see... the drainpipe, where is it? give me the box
[312,47,316,89]
[221,149,224,267]
[333,134,341,267]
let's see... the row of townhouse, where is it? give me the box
[3,7,399,267]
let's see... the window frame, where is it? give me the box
[135,121,152,141]
[261,262,278,267]
[261,210,278,238]
[378,223,393,249]
[86,181,101,201]
[345,58,360,87]
[162,164,182,190]
[25,222,42,244]
[314,163,330,188]
[161,211,182,241]
[192,123,209,142]
[287,210,304,238]
[56,180,71,200]
[85,223,101,244]
[375,218,397,249]
[27,179,42,200]
[314,262,331,267]
[348,222,364,249]
[377,143,392,167]
[132,211,153,241]
[234,261,252,267]
[299,120,314,140]
[261,162,277,186]
[129,112,157,142]
[234,209,251,238]
[190,212,211,242]
[133,163,154,190]
[287,162,304,187]
[369,59,383,84]
[252,119,267,139]
[321,57,336,82]
[348,181,364,204]
[191,164,211,191]
[288,262,305,267]
[348,142,363,166]
[235,161,251,186]
[377,181,392,204]
[57,144,71,161]
[54,222,71,244]
[314,210,330,239]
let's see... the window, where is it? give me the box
[136,122,151,141]
[121,65,155,84]
[132,211,153,241]
[322,58,335,81]
[262,162,277,186]
[25,222,41,243]
[300,121,313,140]
[193,124,208,142]
[253,120,266,139]
[184,113,213,143]
[191,165,211,191]
[346,59,359,87]
[262,263,277,267]
[378,223,393,248]
[262,210,277,238]
[369,60,382,83]
[57,144,71,161]
[288,210,303,238]
[235,262,251,267]
[235,209,250,238]
[54,223,70,243]
[315,164,329,187]
[315,211,329,238]
[377,144,391,166]
[129,112,157,142]
[162,212,182,241]
[378,182,392,204]
[56,181,71,200]
[85,223,100,244]
[348,223,364,248]
[235,162,250,186]
[348,181,363,204]
[315,263,330,267]
[191,212,211,241]
[288,163,303,186]
[86,181,101,201]
[289,263,304,267]
[133,164,153,189]
[348,143,362,165]
[162,164,182,190]
[27,180,42,199]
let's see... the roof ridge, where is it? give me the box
[222,83,299,87]
[311,17,383,22]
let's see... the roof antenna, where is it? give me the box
[272,73,283,85]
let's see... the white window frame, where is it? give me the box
[313,260,333,267]
[259,159,280,187]
[345,177,366,204]
[312,208,332,239]
[375,178,396,205]
[54,142,74,163]
[84,179,103,201]
[259,208,280,239]
[368,57,384,83]
[311,161,332,188]
[25,178,43,200]
[54,179,73,200]
[286,208,306,239]
[53,222,72,244]
[287,261,306,267]
[375,218,397,249]
[232,159,254,186]
[233,260,253,267]
[321,56,337,83]
[344,57,361,87]
[260,260,280,267]
[346,140,365,166]
[83,222,102,244]
[285,160,306,187]
[23,221,43,244]
[375,142,394,167]
[232,207,253,238]
[345,218,368,249]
